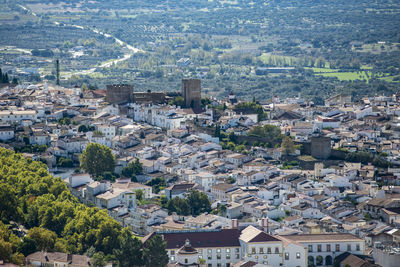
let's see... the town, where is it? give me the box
[1,77,400,267]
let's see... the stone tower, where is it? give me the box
[106,84,134,104]
[181,79,201,108]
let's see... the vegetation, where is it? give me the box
[1,1,398,101]
[121,158,143,181]
[145,177,167,194]
[80,143,116,177]
[166,190,211,216]
[345,151,391,168]
[281,136,296,155]
[0,148,168,265]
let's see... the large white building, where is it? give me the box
[283,233,365,267]
[144,225,366,267]
[144,222,309,267]
[0,110,37,124]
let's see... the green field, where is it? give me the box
[317,71,372,81]
[306,67,374,82]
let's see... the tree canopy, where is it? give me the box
[0,148,166,265]
[80,143,116,177]
[166,190,211,216]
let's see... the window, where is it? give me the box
[171,250,175,255]
[317,244,322,252]
[275,247,279,254]
[208,255,212,260]
[199,255,203,259]
[170,256,175,261]
[236,254,240,259]
[296,252,301,259]
[267,247,271,254]
[264,255,267,259]
[336,244,340,252]
[327,244,331,252]
[236,248,240,253]
[308,245,313,252]
[217,264,221,267]
[217,248,221,253]
[208,249,212,254]
[217,254,221,260]
[198,249,203,254]
[252,247,256,254]
[185,259,188,264]
[226,248,230,253]
[285,253,289,260]
[347,244,351,251]
[226,254,231,259]
[356,244,360,251]
[259,247,264,254]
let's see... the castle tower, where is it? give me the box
[181,79,201,108]
[106,84,134,104]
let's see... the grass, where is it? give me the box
[316,71,372,82]
[306,67,377,82]
[380,75,400,82]
[306,67,339,73]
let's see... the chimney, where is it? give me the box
[261,218,269,233]
[231,219,238,229]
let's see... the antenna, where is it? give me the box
[56,59,60,86]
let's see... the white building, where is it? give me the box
[0,110,37,124]
[0,125,14,141]
[283,233,365,267]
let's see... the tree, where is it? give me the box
[81,83,88,92]
[170,96,184,107]
[0,183,18,221]
[143,234,169,267]
[214,124,221,138]
[281,136,296,155]
[135,189,144,201]
[80,143,116,177]
[168,197,190,216]
[186,190,211,216]
[78,125,89,132]
[145,177,166,194]
[114,228,144,267]
[91,252,106,267]
[121,158,143,179]
[17,236,36,256]
[27,227,57,251]
[217,204,227,216]
[363,212,372,221]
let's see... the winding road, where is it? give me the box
[18,4,143,78]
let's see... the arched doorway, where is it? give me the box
[316,255,323,266]
[308,256,315,267]
[326,255,333,266]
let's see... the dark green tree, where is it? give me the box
[80,143,116,177]
[187,190,211,216]
[91,252,106,267]
[135,189,144,201]
[78,125,89,132]
[121,158,143,179]
[114,228,144,267]
[143,234,169,267]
